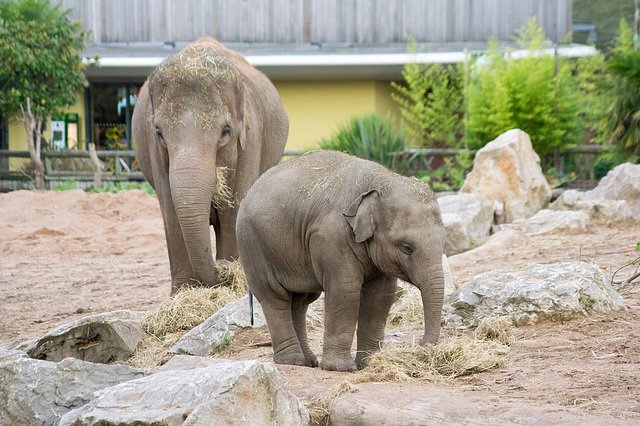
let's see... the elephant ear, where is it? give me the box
[344,189,379,243]
[235,78,247,150]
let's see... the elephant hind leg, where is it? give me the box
[291,292,321,367]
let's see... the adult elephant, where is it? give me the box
[133,38,288,293]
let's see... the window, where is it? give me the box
[89,84,141,150]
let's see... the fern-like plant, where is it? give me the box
[318,113,411,172]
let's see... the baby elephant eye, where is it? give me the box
[221,125,231,139]
[399,243,414,255]
[155,126,163,140]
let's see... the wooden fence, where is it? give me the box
[56,0,571,44]
[0,144,610,191]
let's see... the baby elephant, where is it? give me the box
[237,151,446,371]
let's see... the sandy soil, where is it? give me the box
[1,189,638,423]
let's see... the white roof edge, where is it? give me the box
[85,45,598,68]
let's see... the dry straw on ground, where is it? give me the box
[128,260,247,367]
[474,316,515,346]
[387,283,423,329]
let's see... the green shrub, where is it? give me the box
[466,18,583,159]
[391,37,464,147]
[317,113,411,172]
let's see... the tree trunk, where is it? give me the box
[21,98,45,191]
[89,143,103,189]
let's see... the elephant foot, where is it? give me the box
[320,354,357,372]
[355,352,372,370]
[273,350,308,367]
[303,351,319,368]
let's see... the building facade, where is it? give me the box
[4,0,575,167]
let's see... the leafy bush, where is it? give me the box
[318,113,411,172]
[90,181,156,194]
[391,37,463,147]
[466,18,583,159]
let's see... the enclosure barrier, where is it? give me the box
[0,145,613,191]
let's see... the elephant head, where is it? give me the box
[344,182,446,345]
[147,41,245,286]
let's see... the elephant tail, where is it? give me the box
[248,288,254,326]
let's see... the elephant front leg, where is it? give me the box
[214,208,239,261]
[321,279,362,372]
[355,274,397,369]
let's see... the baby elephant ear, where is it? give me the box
[344,189,379,243]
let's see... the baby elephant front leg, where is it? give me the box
[321,283,361,372]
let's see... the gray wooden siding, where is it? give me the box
[57,0,571,44]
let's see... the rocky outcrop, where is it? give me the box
[438,193,494,240]
[441,213,470,255]
[461,129,551,222]
[502,209,589,236]
[60,360,309,426]
[0,349,147,426]
[21,310,145,363]
[551,163,640,221]
[169,295,320,356]
[443,262,625,328]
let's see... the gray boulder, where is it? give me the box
[441,213,470,255]
[443,262,625,328]
[0,349,147,426]
[551,189,634,221]
[589,162,640,213]
[22,310,145,363]
[60,360,309,426]
[437,193,494,240]
[461,129,551,222]
[502,209,589,236]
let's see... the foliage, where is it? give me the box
[53,179,77,191]
[0,0,86,121]
[0,0,87,190]
[90,181,156,195]
[604,49,640,162]
[417,150,473,191]
[574,51,610,145]
[466,18,583,159]
[391,36,464,147]
[318,113,412,172]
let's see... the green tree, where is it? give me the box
[466,18,583,160]
[391,36,463,147]
[0,0,87,190]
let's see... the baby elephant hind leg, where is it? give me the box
[291,292,321,367]
[252,282,307,366]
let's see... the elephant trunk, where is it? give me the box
[169,162,218,287]
[416,261,445,346]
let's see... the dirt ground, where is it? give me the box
[1,189,639,423]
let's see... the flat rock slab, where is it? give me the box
[503,209,589,236]
[438,193,494,240]
[330,383,627,425]
[21,310,145,363]
[60,360,309,426]
[551,190,634,221]
[443,262,625,328]
[169,295,320,356]
[0,349,147,426]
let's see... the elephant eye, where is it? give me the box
[221,125,231,139]
[155,126,164,140]
[399,243,414,255]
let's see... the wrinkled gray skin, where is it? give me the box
[237,151,446,371]
[133,38,288,294]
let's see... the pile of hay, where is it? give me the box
[354,335,509,383]
[387,283,423,329]
[474,316,515,346]
[127,260,247,367]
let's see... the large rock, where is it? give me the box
[60,360,309,426]
[503,209,589,236]
[461,129,551,222]
[437,193,494,240]
[0,349,147,426]
[551,189,635,221]
[443,262,625,328]
[441,213,470,255]
[589,162,640,211]
[22,310,145,363]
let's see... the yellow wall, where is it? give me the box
[8,93,85,170]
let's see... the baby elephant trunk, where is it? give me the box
[416,261,445,346]
[169,162,219,287]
